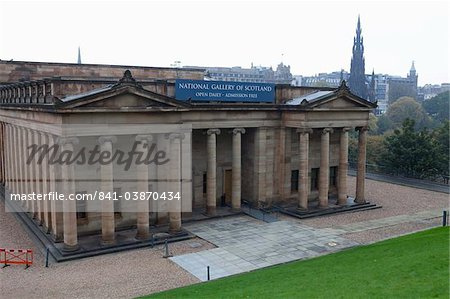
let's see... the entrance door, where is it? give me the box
[224,169,232,206]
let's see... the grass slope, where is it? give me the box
[144,227,449,298]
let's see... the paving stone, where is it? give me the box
[172,216,361,281]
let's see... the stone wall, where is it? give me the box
[0,61,204,83]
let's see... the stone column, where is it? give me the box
[21,128,31,213]
[168,133,183,233]
[355,127,368,204]
[135,135,152,240]
[13,126,23,196]
[255,127,267,205]
[60,137,78,251]
[49,134,63,241]
[26,129,37,218]
[33,130,44,224]
[9,124,16,193]
[319,128,333,208]
[16,127,24,198]
[231,128,245,211]
[338,127,351,206]
[99,136,116,245]
[156,134,169,224]
[0,122,4,185]
[12,125,20,194]
[39,132,51,232]
[5,124,12,191]
[297,128,312,210]
[206,129,220,216]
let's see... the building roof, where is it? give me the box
[286,90,334,105]
[61,85,113,103]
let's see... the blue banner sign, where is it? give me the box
[175,79,275,103]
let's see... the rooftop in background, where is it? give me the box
[184,62,293,85]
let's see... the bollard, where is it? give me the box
[163,239,172,258]
[45,247,49,268]
[207,266,210,281]
[443,211,448,227]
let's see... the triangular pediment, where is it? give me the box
[56,70,189,110]
[309,94,373,109]
[84,92,170,108]
[300,82,377,110]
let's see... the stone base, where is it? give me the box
[135,232,150,241]
[169,228,182,235]
[206,206,216,216]
[62,243,80,252]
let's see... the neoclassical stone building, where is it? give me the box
[0,61,376,255]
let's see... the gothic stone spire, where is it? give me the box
[348,15,367,99]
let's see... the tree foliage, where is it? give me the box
[381,119,442,179]
[348,134,386,169]
[368,113,378,135]
[385,97,432,130]
[432,121,450,176]
[376,114,393,134]
[422,91,450,123]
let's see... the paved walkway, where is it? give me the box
[170,216,358,281]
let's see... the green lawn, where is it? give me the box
[144,227,449,299]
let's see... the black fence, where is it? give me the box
[348,160,449,185]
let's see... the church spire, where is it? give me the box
[77,47,82,64]
[410,60,416,72]
[348,15,367,99]
[356,15,362,44]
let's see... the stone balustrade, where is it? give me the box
[0,80,55,105]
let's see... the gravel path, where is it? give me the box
[0,200,214,299]
[342,218,443,244]
[301,176,449,229]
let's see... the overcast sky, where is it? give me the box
[0,0,448,85]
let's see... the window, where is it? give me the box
[291,170,299,191]
[76,191,87,219]
[311,168,319,191]
[203,172,207,194]
[330,166,338,187]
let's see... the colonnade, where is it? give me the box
[205,128,245,215]
[0,122,184,250]
[297,127,367,209]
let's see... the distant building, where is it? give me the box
[387,61,418,102]
[185,62,293,84]
[370,73,389,114]
[418,83,450,100]
[293,71,349,88]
